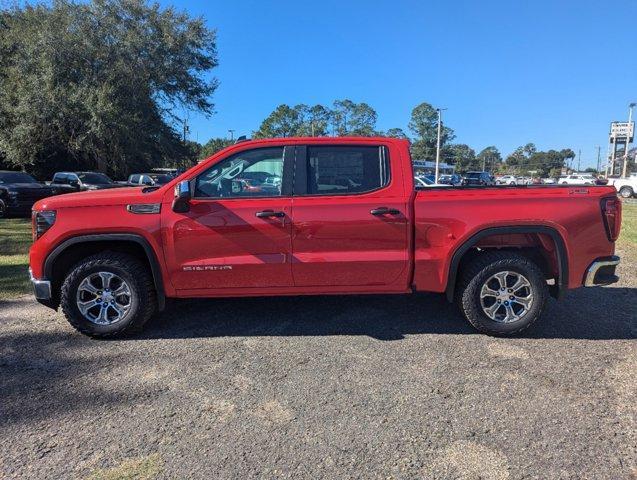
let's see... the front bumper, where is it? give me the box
[29,268,52,301]
[584,256,620,287]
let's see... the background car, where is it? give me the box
[414,176,451,188]
[496,175,517,185]
[462,171,495,186]
[127,173,173,186]
[0,170,64,217]
[51,171,125,191]
[559,174,596,185]
[438,173,463,186]
[609,174,637,198]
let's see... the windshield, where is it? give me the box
[78,173,113,184]
[467,172,482,179]
[0,172,37,184]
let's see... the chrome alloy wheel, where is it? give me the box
[76,272,132,325]
[479,271,533,323]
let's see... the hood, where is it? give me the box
[33,186,163,210]
[1,182,51,190]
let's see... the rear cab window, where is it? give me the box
[302,145,390,195]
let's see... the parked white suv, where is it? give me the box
[559,174,596,185]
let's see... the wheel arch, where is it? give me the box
[44,234,166,311]
[445,225,568,302]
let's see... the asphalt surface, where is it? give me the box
[1,250,635,479]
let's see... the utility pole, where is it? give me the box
[596,146,601,173]
[435,108,446,184]
[622,103,635,178]
[182,118,189,143]
[577,149,581,172]
[228,129,235,141]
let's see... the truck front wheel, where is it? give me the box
[457,251,548,336]
[60,252,157,338]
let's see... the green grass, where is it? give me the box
[618,202,637,249]
[0,218,32,299]
[86,454,162,480]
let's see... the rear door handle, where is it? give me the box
[370,207,400,216]
[255,210,285,218]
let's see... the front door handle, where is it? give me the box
[255,210,285,218]
[370,207,400,216]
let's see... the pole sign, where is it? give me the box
[609,121,634,142]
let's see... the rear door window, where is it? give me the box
[304,146,390,195]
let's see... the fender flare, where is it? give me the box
[445,225,568,302]
[44,233,166,310]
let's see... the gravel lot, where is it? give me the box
[1,249,635,479]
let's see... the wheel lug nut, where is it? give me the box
[509,296,514,300]
[508,289,512,293]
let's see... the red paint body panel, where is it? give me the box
[413,186,616,292]
[29,137,619,303]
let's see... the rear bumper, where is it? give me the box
[584,256,620,287]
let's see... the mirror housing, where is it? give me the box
[172,180,191,213]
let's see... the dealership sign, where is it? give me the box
[609,121,634,142]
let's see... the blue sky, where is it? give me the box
[164,0,637,169]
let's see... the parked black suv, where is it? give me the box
[51,171,124,191]
[463,171,495,186]
[0,171,64,217]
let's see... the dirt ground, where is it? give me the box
[1,247,635,479]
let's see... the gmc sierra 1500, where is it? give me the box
[29,137,621,337]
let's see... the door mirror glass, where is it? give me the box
[172,180,191,212]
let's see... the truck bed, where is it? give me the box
[412,184,617,294]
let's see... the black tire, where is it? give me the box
[60,252,157,338]
[619,186,634,199]
[456,251,548,336]
[0,199,6,218]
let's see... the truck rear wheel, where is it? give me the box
[60,252,156,338]
[456,251,548,336]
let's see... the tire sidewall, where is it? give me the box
[464,259,547,335]
[619,187,633,198]
[62,261,143,336]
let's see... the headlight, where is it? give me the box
[32,210,56,240]
[8,191,18,198]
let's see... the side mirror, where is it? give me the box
[172,180,191,213]
[69,179,80,188]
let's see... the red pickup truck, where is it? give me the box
[29,137,622,338]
